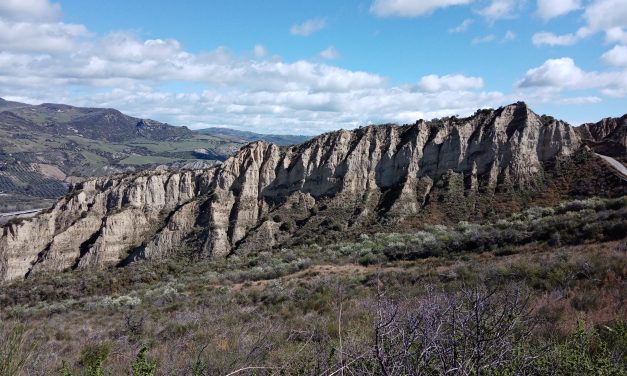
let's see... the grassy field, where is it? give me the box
[0,196,624,375]
[119,155,187,165]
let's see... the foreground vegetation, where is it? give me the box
[0,196,625,375]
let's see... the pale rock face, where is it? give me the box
[0,103,586,281]
[0,169,206,281]
[577,115,627,158]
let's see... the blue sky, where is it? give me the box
[0,0,625,134]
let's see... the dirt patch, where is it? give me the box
[34,163,66,180]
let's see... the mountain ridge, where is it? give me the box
[0,98,305,214]
[1,101,625,281]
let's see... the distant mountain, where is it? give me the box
[196,127,310,145]
[0,98,249,212]
[0,98,29,111]
[1,101,193,142]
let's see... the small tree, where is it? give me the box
[362,283,536,376]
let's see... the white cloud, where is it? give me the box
[478,0,518,21]
[533,0,627,46]
[3,0,617,134]
[68,87,507,134]
[319,46,340,60]
[370,0,473,17]
[290,18,326,36]
[558,96,602,104]
[503,30,516,42]
[606,27,627,44]
[583,0,627,35]
[601,45,627,66]
[449,19,473,33]
[532,32,579,46]
[253,44,267,58]
[518,58,587,88]
[417,74,484,92]
[536,0,581,20]
[0,27,507,134]
[0,0,61,22]
[0,19,87,53]
[472,34,496,44]
[517,57,627,97]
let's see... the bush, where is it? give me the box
[0,323,38,376]
[131,346,157,376]
[79,343,111,376]
[532,321,626,376]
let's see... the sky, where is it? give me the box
[0,0,626,135]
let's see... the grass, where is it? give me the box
[80,150,109,165]
[0,196,624,374]
[119,155,184,165]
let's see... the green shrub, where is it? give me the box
[533,321,625,376]
[79,343,110,376]
[131,346,157,376]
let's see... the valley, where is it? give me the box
[0,98,307,214]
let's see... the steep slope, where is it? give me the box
[1,102,624,282]
[577,115,627,160]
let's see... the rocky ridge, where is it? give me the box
[577,115,627,160]
[1,102,622,281]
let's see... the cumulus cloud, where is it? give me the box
[71,87,507,134]
[290,18,326,36]
[319,46,340,60]
[0,17,510,134]
[601,45,627,66]
[583,0,627,35]
[536,0,581,20]
[417,74,484,92]
[472,34,496,44]
[370,0,473,17]
[0,0,61,22]
[532,32,579,46]
[253,44,267,58]
[533,0,627,46]
[449,19,473,33]
[478,0,519,21]
[517,57,627,97]
[558,96,602,105]
[518,58,588,88]
[0,19,87,53]
[606,27,627,44]
[3,0,616,134]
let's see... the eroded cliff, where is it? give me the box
[2,102,614,281]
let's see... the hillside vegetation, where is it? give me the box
[0,196,625,374]
[0,98,307,213]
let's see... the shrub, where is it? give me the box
[0,323,38,376]
[131,346,157,376]
[533,321,625,376]
[79,343,110,376]
[279,221,294,232]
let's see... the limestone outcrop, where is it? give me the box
[577,115,627,159]
[0,102,601,281]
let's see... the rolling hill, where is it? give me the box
[0,98,308,213]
